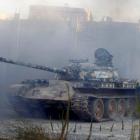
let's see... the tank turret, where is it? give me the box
[0,48,119,81]
[0,57,87,81]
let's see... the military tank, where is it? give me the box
[0,48,139,121]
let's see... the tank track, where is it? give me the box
[71,95,94,121]
[71,94,136,122]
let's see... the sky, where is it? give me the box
[0,0,140,22]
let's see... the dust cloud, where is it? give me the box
[0,2,140,117]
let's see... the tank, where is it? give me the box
[0,48,139,121]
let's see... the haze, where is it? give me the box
[0,0,139,118]
[0,0,140,22]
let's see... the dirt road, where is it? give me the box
[0,118,139,140]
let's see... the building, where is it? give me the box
[29,5,92,28]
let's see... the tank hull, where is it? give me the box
[9,94,72,119]
[75,87,136,97]
[71,87,137,121]
[9,86,137,121]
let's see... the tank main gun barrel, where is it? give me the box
[0,57,66,74]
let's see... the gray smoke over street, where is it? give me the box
[0,4,140,117]
[1,0,140,21]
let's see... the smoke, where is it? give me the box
[0,16,92,118]
[0,18,139,84]
[0,3,140,118]
[1,0,140,21]
[95,0,132,20]
[79,0,139,21]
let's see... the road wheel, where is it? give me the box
[91,99,104,122]
[104,99,117,119]
[117,99,126,118]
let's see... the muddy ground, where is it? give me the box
[0,101,139,140]
[0,117,139,140]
